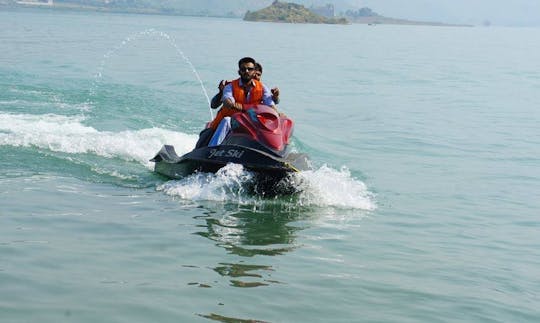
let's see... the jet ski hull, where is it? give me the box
[151,144,310,180]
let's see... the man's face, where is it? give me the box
[254,70,262,81]
[238,62,256,82]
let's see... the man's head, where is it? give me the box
[254,62,263,81]
[237,57,257,83]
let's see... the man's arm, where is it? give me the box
[210,80,228,109]
[271,87,280,104]
[261,84,276,109]
[210,92,222,109]
[221,83,243,111]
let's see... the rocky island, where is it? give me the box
[244,1,348,24]
[245,2,471,27]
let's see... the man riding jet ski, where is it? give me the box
[150,57,310,192]
[207,57,278,147]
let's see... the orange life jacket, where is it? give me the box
[209,78,264,130]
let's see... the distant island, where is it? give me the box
[244,1,347,24]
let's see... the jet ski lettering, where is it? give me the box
[208,148,245,159]
[227,149,245,158]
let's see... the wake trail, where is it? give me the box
[0,112,196,167]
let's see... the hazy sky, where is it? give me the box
[336,0,540,26]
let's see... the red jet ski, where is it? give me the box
[150,104,310,192]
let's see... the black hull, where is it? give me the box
[151,144,310,181]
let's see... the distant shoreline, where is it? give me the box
[1,2,239,18]
[350,16,473,27]
[2,3,473,27]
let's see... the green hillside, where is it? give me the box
[244,1,348,24]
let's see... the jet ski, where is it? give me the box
[150,104,310,193]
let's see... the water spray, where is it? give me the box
[90,28,214,120]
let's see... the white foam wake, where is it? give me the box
[295,165,376,210]
[0,112,197,167]
[158,163,376,210]
[0,112,377,210]
[157,163,256,203]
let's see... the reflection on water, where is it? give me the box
[198,313,269,323]
[193,202,312,322]
[213,263,274,288]
[193,202,312,289]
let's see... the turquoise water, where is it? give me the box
[1,9,540,322]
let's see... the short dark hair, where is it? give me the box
[238,57,256,68]
[255,62,263,73]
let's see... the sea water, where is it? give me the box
[1,9,539,322]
